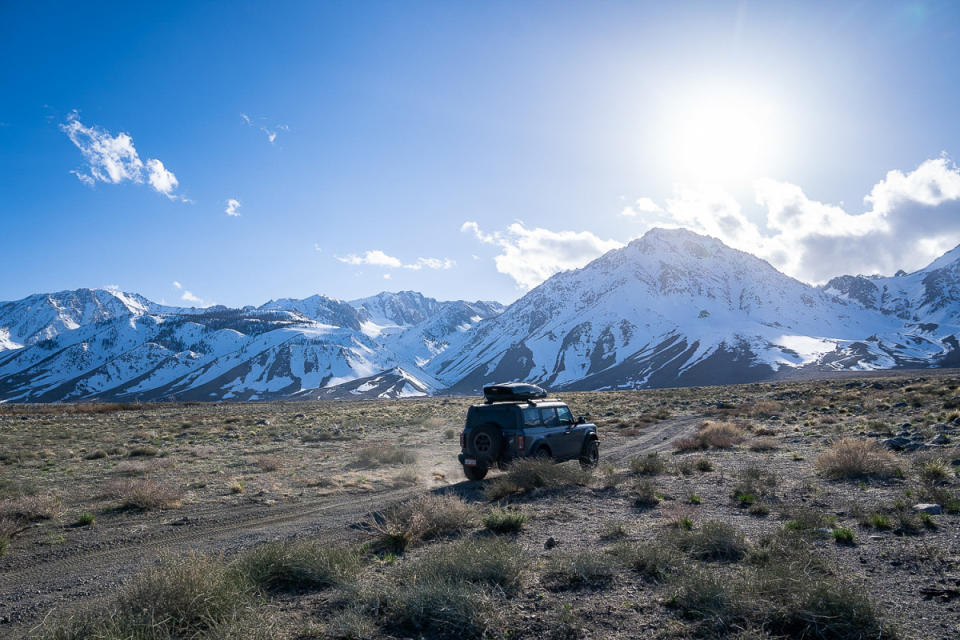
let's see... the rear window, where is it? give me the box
[540,407,559,427]
[522,407,540,426]
[468,405,518,430]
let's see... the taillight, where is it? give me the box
[517,435,525,450]
[459,433,465,448]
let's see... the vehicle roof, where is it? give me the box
[471,399,568,409]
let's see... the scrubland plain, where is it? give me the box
[1,371,959,638]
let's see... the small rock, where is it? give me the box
[256,419,270,425]
[931,434,951,445]
[544,536,557,549]
[951,459,960,467]
[882,437,911,451]
[893,401,908,408]
[913,503,943,515]
[294,413,306,419]
[900,422,912,428]
[869,535,884,540]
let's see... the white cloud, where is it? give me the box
[336,250,454,271]
[172,281,182,289]
[638,156,960,283]
[383,273,392,280]
[61,113,184,199]
[462,221,623,290]
[181,290,202,304]
[225,198,241,217]
[146,158,178,197]
[337,250,404,268]
[314,243,323,252]
[620,197,663,217]
[407,257,455,270]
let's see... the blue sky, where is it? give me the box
[3,1,960,307]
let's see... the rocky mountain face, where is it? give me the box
[1,228,959,402]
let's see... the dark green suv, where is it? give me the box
[457,383,599,481]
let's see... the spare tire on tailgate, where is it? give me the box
[467,423,503,463]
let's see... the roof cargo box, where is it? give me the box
[482,382,547,403]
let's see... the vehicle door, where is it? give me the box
[554,405,582,458]
[539,407,574,459]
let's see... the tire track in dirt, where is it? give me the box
[0,415,703,632]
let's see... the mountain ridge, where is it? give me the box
[2,228,959,402]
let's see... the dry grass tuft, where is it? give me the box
[375,493,479,551]
[106,478,183,510]
[673,421,745,451]
[815,438,900,480]
[485,459,591,500]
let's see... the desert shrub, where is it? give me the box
[376,494,478,551]
[372,579,501,640]
[128,445,159,457]
[485,459,590,500]
[0,494,62,522]
[633,478,660,508]
[630,452,666,475]
[254,454,281,472]
[75,512,96,527]
[695,457,714,472]
[731,465,778,507]
[917,457,951,484]
[35,552,268,640]
[611,541,679,582]
[599,519,627,539]
[543,549,616,587]
[673,421,744,451]
[106,478,182,510]
[748,437,779,451]
[674,521,747,562]
[815,438,900,479]
[351,445,417,468]
[483,508,528,533]
[668,558,892,640]
[782,506,832,532]
[833,527,856,545]
[400,538,525,593]
[235,539,361,592]
[84,449,108,460]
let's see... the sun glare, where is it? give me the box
[665,88,778,182]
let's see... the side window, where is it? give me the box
[522,407,540,426]
[557,406,573,425]
[540,407,559,427]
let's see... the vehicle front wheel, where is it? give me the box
[463,464,488,481]
[579,439,599,469]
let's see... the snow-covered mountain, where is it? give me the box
[430,228,960,392]
[2,228,959,402]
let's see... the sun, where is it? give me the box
[665,87,778,183]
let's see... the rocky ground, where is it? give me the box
[1,371,959,638]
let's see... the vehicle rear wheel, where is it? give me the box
[579,439,599,469]
[533,446,552,460]
[463,464,488,481]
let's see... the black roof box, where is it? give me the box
[482,382,547,403]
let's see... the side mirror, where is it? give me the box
[577,416,586,424]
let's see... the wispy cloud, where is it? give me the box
[462,221,622,289]
[336,250,455,271]
[172,280,206,306]
[241,113,288,145]
[225,198,241,217]
[60,112,185,200]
